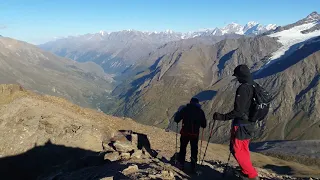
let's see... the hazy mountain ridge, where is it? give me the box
[0,36,113,110]
[39,21,276,75]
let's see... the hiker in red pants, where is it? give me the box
[213,65,259,180]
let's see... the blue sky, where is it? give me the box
[0,0,319,44]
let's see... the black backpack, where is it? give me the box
[248,83,272,122]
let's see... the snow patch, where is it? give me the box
[256,22,320,73]
[267,22,320,62]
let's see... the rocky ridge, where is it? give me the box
[41,129,320,180]
[0,84,319,179]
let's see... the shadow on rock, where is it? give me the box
[168,153,238,180]
[116,130,159,158]
[193,90,217,102]
[0,140,127,180]
[263,164,294,175]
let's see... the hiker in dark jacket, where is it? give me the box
[213,64,259,180]
[174,97,207,172]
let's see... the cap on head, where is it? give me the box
[190,97,199,104]
[232,64,251,77]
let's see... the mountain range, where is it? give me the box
[0,10,320,180]
[184,21,276,37]
[110,11,320,143]
[1,10,320,149]
[39,21,277,75]
[12,11,320,144]
[0,36,113,110]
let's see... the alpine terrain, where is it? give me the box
[111,12,320,144]
[39,22,276,75]
[0,84,319,179]
[0,36,113,110]
[1,1,320,180]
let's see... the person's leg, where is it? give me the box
[190,136,199,170]
[178,136,189,166]
[233,138,258,178]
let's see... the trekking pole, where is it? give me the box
[223,126,233,178]
[198,128,204,164]
[200,120,216,165]
[175,122,179,164]
[222,151,232,177]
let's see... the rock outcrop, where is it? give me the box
[39,130,319,180]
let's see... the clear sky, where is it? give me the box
[0,0,319,44]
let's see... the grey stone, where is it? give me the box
[102,142,115,152]
[100,177,113,180]
[113,141,135,153]
[131,150,143,159]
[120,152,131,160]
[104,152,120,162]
[122,165,139,175]
[131,134,138,147]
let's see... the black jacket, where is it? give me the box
[213,65,256,139]
[174,103,207,136]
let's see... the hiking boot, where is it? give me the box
[189,168,196,174]
[175,162,184,170]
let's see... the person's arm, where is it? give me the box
[213,85,250,121]
[174,107,184,123]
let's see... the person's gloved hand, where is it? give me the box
[213,112,225,120]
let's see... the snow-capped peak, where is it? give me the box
[165,29,173,34]
[121,29,137,33]
[89,21,278,41]
[306,11,320,22]
[266,24,277,30]
[247,21,259,26]
[221,23,244,35]
[243,21,260,32]
[99,30,105,36]
[99,30,111,36]
[229,22,240,26]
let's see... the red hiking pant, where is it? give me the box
[230,126,258,178]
